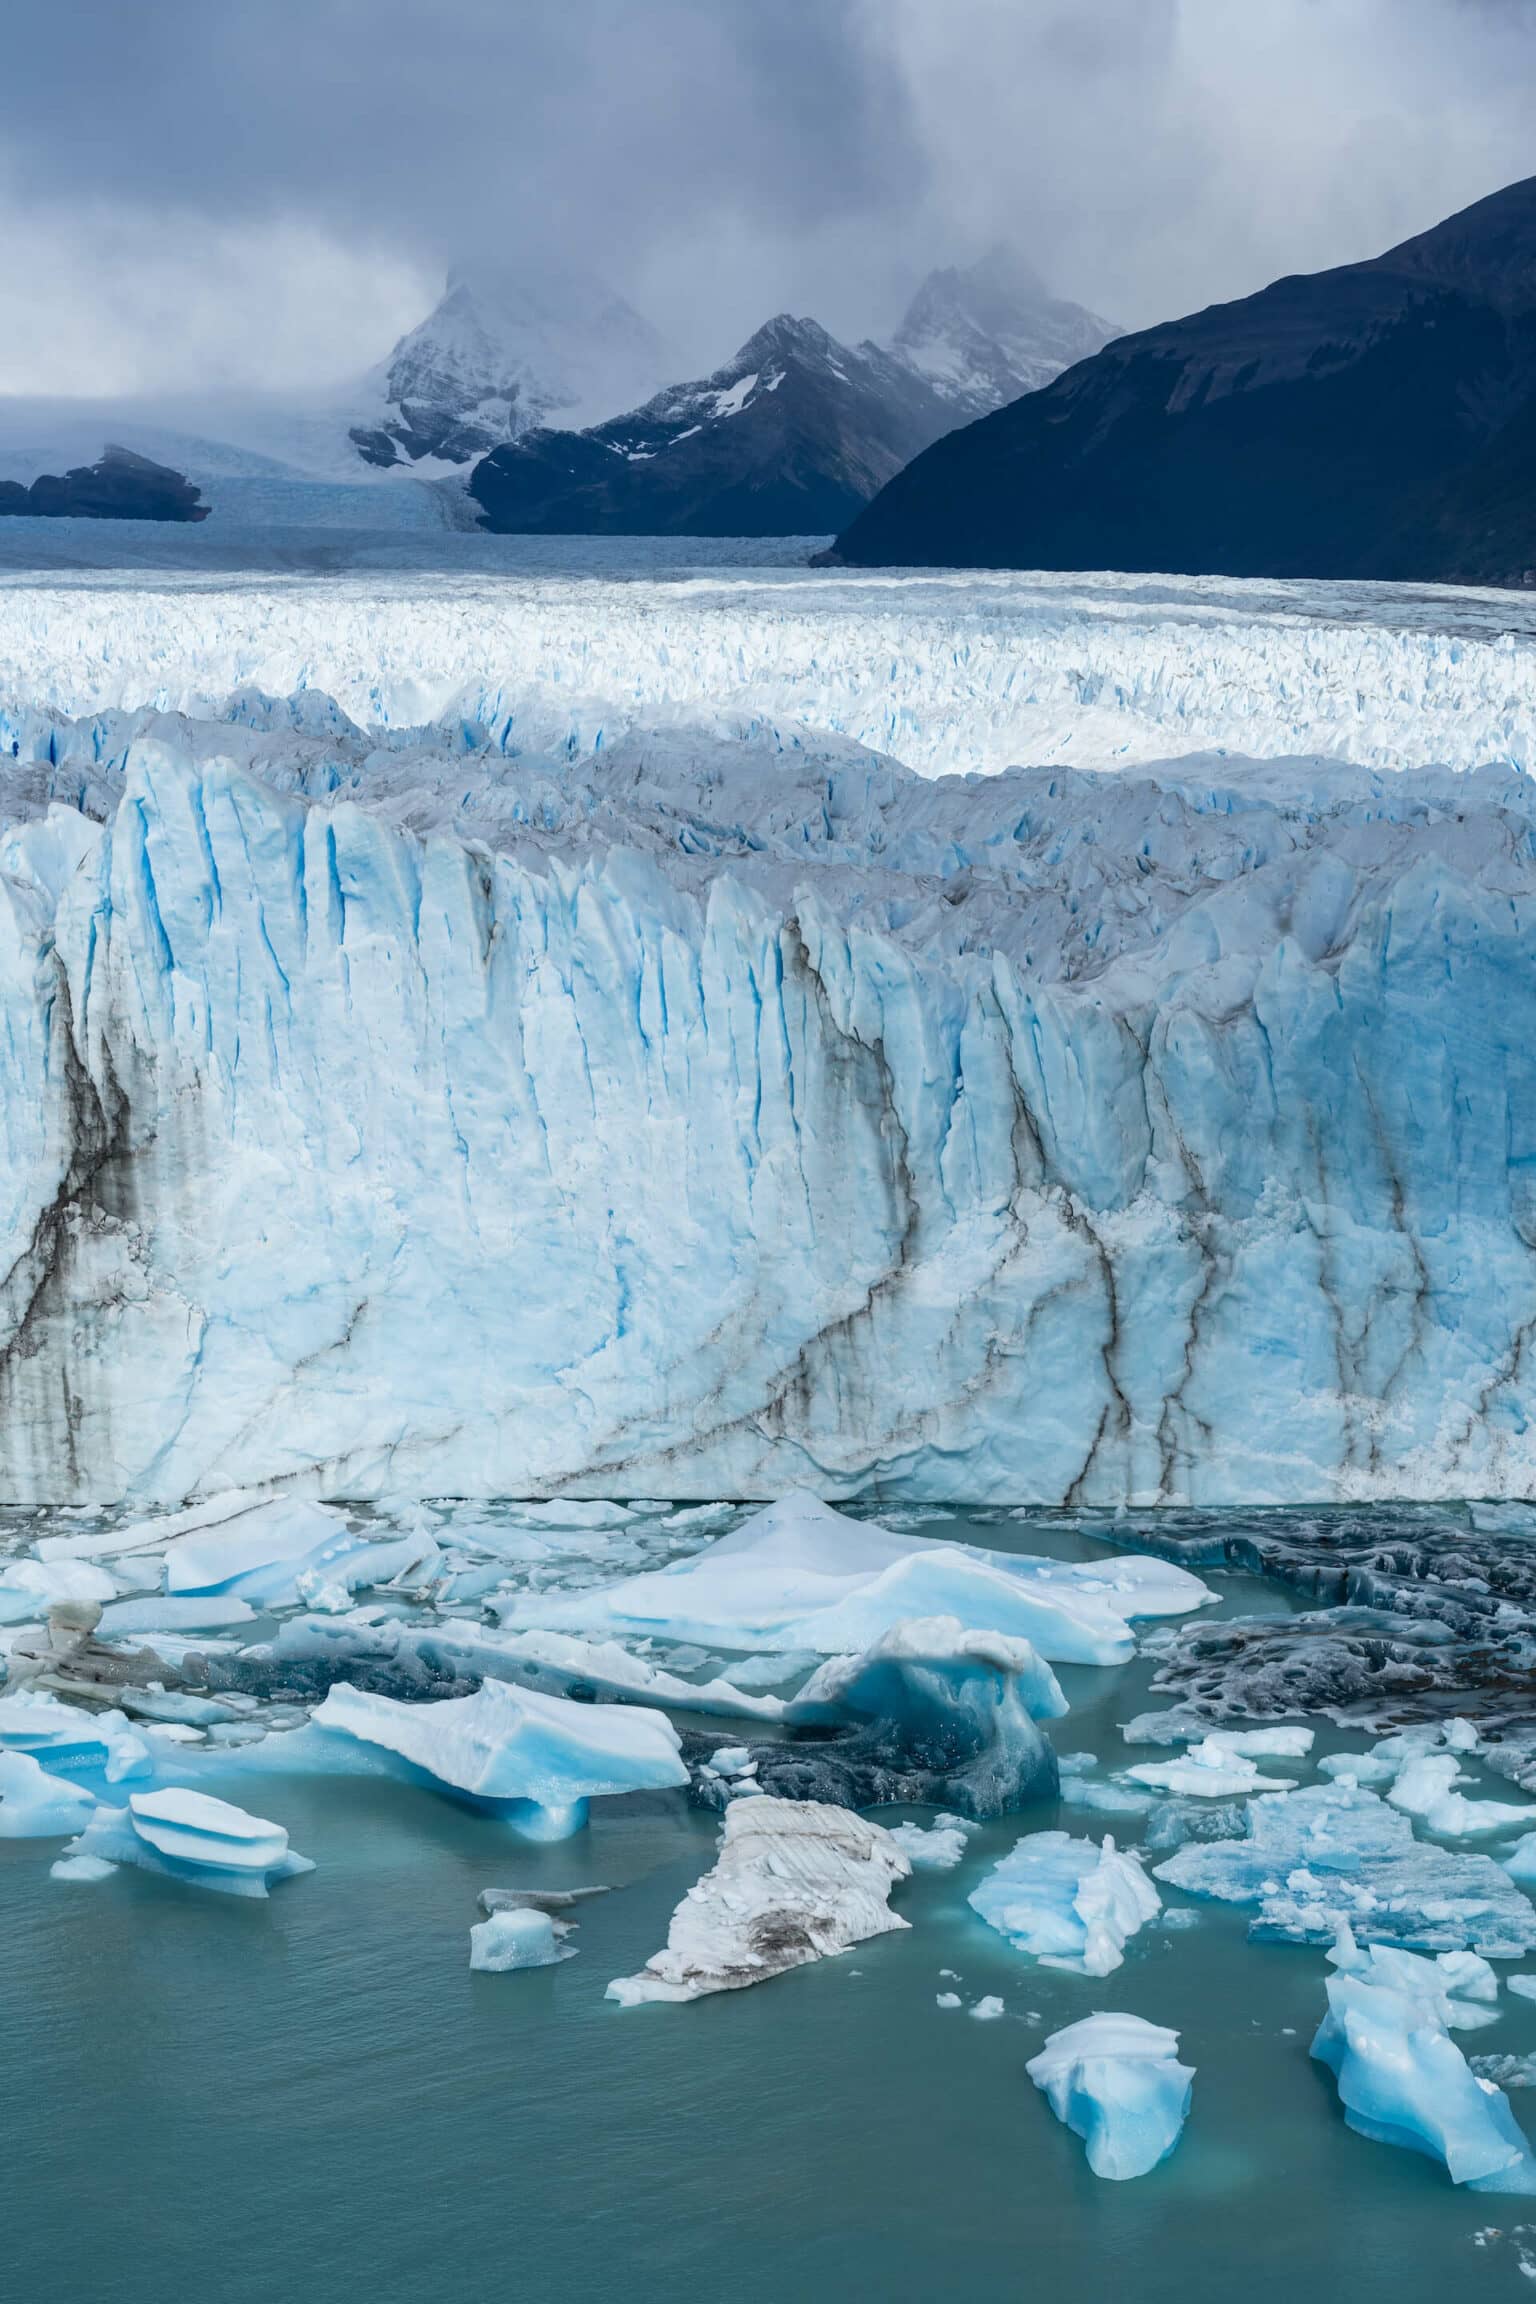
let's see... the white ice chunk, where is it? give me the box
[0,1556,117,1624]
[312,1676,687,1839]
[1504,1836,1536,1885]
[50,1852,117,1882]
[1128,1736,1298,1797]
[970,1995,1005,2021]
[163,1497,355,1605]
[1327,1920,1501,2031]
[469,1906,576,1972]
[1388,1754,1536,1839]
[606,1797,910,2004]
[512,1494,1210,1668]
[886,1814,979,1870]
[0,1750,97,1836]
[969,1832,1160,1976]
[1027,2013,1194,2180]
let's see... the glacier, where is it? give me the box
[0,566,1533,1501]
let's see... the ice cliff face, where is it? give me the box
[2,639,1536,1504]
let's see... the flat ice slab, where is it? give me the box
[607,1797,910,2005]
[1154,1783,1536,1957]
[513,1494,1210,1667]
[1027,2014,1194,2180]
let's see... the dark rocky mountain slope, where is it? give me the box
[829,176,1536,585]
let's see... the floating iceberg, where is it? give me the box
[514,1496,1209,1668]
[1154,1783,1536,1956]
[886,1814,980,1871]
[1387,1754,1536,1839]
[1326,1922,1501,2032]
[0,1690,152,1782]
[163,1498,362,1608]
[64,1787,313,1898]
[0,1556,117,1625]
[0,1751,97,1836]
[1313,1960,1536,2192]
[606,1797,910,2005]
[1027,2014,1194,2181]
[311,1678,688,1840]
[969,1832,1160,1977]
[1127,1735,1299,1798]
[469,1907,577,1972]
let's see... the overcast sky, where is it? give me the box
[2,0,1534,398]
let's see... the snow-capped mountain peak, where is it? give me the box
[889,244,1119,417]
[350,267,674,470]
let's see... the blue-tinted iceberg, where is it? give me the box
[65,1787,314,1898]
[1153,1783,1536,1956]
[312,1677,688,1839]
[0,1691,152,1783]
[0,1751,97,1836]
[1313,1942,1536,2193]
[969,1832,1160,1976]
[1027,2014,1194,2180]
[513,1495,1209,1667]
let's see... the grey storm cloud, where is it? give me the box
[2,0,1535,394]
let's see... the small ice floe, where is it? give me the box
[1502,1835,1536,1885]
[969,1996,1005,2021]
[62,1788,314,1898]
[0,1752,97,1837]
[1152,1783,1536,1957]
[507,1492,1211,1669]
[470,1907,577,1972]
[1508,1976,1536,2003]
[0,1555,118,1626]
[480,1885,611,1916]
[1472,2056,1536,2090]
[1128,1732,1303,1799]
[936,1991,962,2009]
[1314,1927,1536,2192]
[1326,1921,1500,2031]
[969,1832,1160,1977]
[1027,2013,1194,2181]
[311,1677,687,1841]
[886,1814,980,1871]
[606,1797,910,2006]
[0,1690,152,1783]
[1387,1754,1535,1839]
[50,1853,118,1883]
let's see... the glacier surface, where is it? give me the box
[0,567,1532,1500]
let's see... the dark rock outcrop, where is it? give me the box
[0,446,208,522]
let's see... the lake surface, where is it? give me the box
[5,1509,1536,2302]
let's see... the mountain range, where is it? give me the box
[829,176,1536,585]
[468,252,1117,534]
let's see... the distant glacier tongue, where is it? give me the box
[1,569,1535,1503]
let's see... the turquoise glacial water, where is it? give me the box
[4,1515,1536,2302]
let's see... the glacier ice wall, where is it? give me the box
[2,694,1536,1505]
